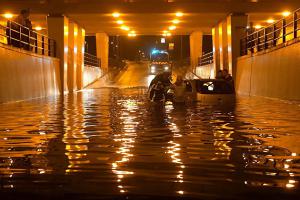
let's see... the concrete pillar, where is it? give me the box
[222,20,228,70]
[212,27,220,77]
[212,13,248,79]
[77,27,85,90]
[218,23,224,70]
[47,15,69,93]
[68,22,78,92]
[226,14,248,78]
[96,33,109,71]
[190,31,203,69]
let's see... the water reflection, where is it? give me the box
[112,99,140,193]
[0,90,299,198]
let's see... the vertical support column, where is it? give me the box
[47,15,69,93]
[68,22,78,92]
[226,13,248,79]
[96,33,109,72]
[218,23,224,70]
[77,27,85,90]
[189,31,203,69]
[212,27,220,77]
[222,20,228,70]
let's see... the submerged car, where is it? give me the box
[188,79,236,104]
[149,50,172,74]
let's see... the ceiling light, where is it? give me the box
[34,26,42,31]
[112,12,120,18]
[116,20,123,24]
[128,33,136,37]
[175,12,183,17]
[267,19,275,24]
[121,25,130,31]
[3,13,13,19]
[173,19,180,24]
[169,25,176,30]
[254,25,262,29]
[166,32,172,36]
[282,11,291,17]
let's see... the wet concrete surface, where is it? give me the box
[0,62,299,199]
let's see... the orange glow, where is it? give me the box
[169,25,176,30]
[34,26,42,31]
[112,12,120,18]
[254,25,262,29]
[173,19,180,24]
[267,19,275,24]
[175,12,183,17]
[282,11,291,17]
[3,13,13,19]
[116,20,123,24]
[120,25,130,31]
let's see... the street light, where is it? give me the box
[3,13,13,19]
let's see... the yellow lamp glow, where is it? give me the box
[3,13,13,19]
[173,19,180,24]
[112,12,120,18]
[169,25,176,30]
[267,19,275,24]
[175,12,183,17]
[34,26,42,31]
[116,20,124,24]
[282,11,291,17]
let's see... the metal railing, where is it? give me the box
[0,20,56,57]
[241,8,300,56]
[84,52,101,68]
[198,51,214,66]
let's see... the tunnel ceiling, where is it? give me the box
[1,0,300,35]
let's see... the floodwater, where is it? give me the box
[0,62,299,199]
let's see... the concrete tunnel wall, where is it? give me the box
[236,39,300,101]
[0,44,61,103]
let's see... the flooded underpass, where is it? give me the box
[0,62,300,199]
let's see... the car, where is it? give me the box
[149,49,172,74]
[187,79,236,104]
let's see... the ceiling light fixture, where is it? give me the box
[173,19,180,24]
[3,13,13,19]
[282,11,291,17]
[175,12,183,17]
[112,12,120,18]
[121,25,130,31]
[267,19,275,24]
[116,20,124,24]
[254,24,262,29]
[34,26,42,31]
[169,25,176,30]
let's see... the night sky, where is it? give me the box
[85,35,212,61]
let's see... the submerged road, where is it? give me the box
[0,62,299,199]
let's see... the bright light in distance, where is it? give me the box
[173,19,180,24]
[34,26,42,31]
[282,11,291,17]
[254,25,262,29]
[169,25,176,30]
[267,19,275,24]
[3,13,13,19]
[163,32,172,37]
[176,12,183,17]
[128,32,136,37]
[116,20,124,24]
[121,25,130,31]
[112,12,120,18]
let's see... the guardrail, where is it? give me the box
[241,8,300,56]
[0,20,56,57]
[198,51,213,66]
[84,52,101,68]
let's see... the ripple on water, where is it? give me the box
[0,89,299,199]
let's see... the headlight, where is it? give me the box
[164,65,169,71]
[151,65,156,73]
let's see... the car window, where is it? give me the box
[196,80,235,94]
